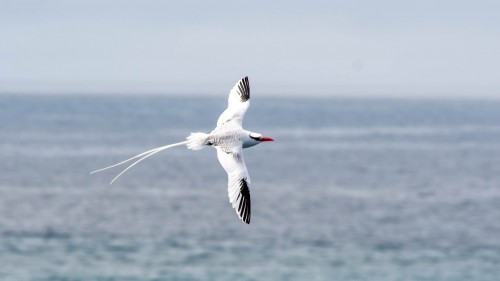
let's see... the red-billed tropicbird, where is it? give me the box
[91,76,273,224]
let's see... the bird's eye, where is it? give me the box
[249,134,260,141]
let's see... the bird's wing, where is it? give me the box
[216,146,251,224]
[216,76,250,128]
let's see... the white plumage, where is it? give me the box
[91,76,273,224]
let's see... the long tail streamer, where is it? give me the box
[90,140,189,185]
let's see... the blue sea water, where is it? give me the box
[1,94,500,281]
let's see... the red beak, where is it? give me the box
[261,136,274,142]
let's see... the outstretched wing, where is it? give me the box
[216,146,251,224]
[216,76,251,128]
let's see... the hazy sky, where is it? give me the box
[1,0,499,97]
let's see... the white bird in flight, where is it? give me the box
[91,76,273,224]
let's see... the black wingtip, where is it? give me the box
[239,178,251,224]
[238,76,250,102]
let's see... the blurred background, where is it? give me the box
[1,1,500,281]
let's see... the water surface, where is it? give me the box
[1,95,500,280]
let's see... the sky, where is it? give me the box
[1,0,499,97]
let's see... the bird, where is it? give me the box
[90,76,273,224]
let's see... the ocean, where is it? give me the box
[1,95,500,281]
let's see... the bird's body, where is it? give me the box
[91,76,273,224]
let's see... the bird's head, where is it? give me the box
[244,132,274,148]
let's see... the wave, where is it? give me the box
[271,125,500,138]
